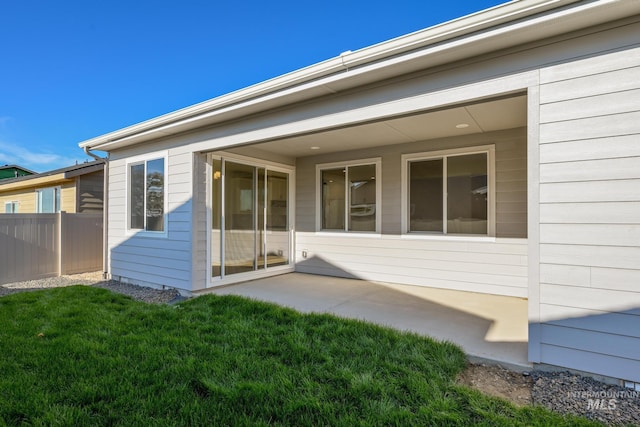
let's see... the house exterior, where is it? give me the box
[79,0,640,384]
[0,161,104,214]
[0,165,35,181]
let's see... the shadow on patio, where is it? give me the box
[203,255,529,370]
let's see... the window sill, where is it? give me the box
[401,233,496,242]
[126,229,168,239]
[315,231,382,238]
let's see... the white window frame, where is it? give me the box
[4,201,19,213]
[316,158,382,234]
[35,186,61,213]
[401,145,496,237]
[125,151,168,237]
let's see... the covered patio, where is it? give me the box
[203,272,529,370]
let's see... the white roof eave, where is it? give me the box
[79,0,637,152]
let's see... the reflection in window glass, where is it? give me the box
[349,164,376,232]
[129,158,164,232]
[322,168,345,230]
[146,158,165,232]
[130,164,145,229]
[447,153,487,235]
[409,159,443,232]
[408,152,488,235]
[36,187,60,213]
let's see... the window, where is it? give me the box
[403,146,494,236]
[318,159,380,232]
[128,157,165,232]
[36,187,61,213]
[4,201,19,213]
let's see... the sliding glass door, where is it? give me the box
[211,157,290,281]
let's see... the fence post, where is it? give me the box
[58,211,65,276]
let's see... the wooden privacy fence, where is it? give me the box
[0,213,103,285]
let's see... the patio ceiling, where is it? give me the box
[238,95,527,158]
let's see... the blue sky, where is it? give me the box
[1,0,506,172]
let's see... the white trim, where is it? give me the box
[527,82,542,363]
[208,265,295,288]
[124,150,169,238]
[208,151,295,175]
[205,155,213,285]
[400,234,497,243]
[401,144,496,237]
[316,157,382,234]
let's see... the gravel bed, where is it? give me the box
[0,271,181,304]
[532,371,640,426]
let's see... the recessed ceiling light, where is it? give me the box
[310,146,320,150]
[456,123,470,129]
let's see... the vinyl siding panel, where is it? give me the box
[0,190,36,213]
[296,232,527,297]
[59,182,76,213]
[540,345,640,383]
[107,147,194,292]
[537,34,640,381]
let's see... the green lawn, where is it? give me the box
[0,286,596,426]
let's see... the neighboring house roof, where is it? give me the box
[0,161,104,192]
[79,0,640,152]
[0,165,36,180]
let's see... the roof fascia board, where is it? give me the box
[63,163,104,178]
[80,0,634,152]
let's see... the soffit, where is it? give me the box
[239,95,526,158]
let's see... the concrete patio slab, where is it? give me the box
[202,272,530,370]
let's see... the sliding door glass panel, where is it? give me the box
[224,161,256,275]
[211,158,291,280]
[348,164,376,232]
[409,159,443,232]
[266,170,289,267]
[211,159,222,278]
[447,153,487,234]
[257,168,266,270]
[321,168,345,230]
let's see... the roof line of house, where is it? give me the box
[0,160,104,189]
[79,0,637,152]
[0,164,37,174]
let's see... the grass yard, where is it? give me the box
[0,286,597,426]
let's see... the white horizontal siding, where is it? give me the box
[295,232,527,297]
[534,21,640,380]
[540,135,640,164]
[539,65,640,104]
[107,147,195,292]
[540,202,640,224]
[540,345,640,383]
[540,304,640,338]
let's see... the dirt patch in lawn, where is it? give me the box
[457,363,533,407]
